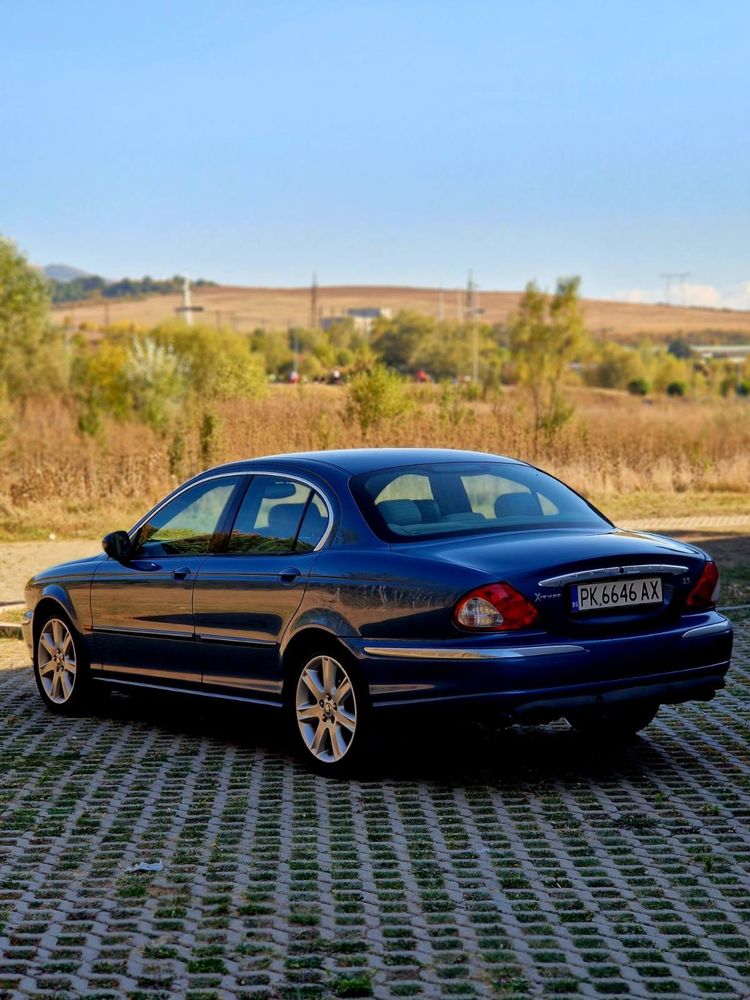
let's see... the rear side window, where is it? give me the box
[296,493,330,551]
[227,476,329,554]
[461,473,559,519]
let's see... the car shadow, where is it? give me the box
[99,685,684,788]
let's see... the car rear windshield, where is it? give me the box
[350,462,609,542]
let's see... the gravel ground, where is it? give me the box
[0,541,100,605]
[0,617,748,1000]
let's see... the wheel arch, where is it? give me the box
[32,591,80,644]
[280,626,355,706]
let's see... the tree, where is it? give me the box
[0,237,68,397]
[124,338,188,431]
[667,337,692,359]
[370,311,434,371]
[508,277,587,438]
[151,323,268,400]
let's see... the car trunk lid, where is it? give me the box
[409,527,707,634]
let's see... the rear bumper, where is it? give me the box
[345,612,733,721]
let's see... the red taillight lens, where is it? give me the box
[685,561,720,611]
[454,582,539,631]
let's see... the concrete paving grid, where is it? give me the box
[0,618,747,1000]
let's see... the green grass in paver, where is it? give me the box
[1,639,750,996]
[329,972,374,997]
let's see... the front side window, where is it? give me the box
[350,462,608,542]
[134,477,241,557]
[227,476,329,554]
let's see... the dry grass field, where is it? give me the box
[53,283,750,341]
[2,384,749,542]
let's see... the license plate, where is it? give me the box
[571,577,662,612]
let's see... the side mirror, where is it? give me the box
[102,530,131,562]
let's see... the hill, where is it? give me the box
[51,283,750,342]
[43,263,93,283]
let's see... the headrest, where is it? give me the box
[414,499,440,522]
[268,502,306,536]
[494,491,542,518]
[377,499,423,526]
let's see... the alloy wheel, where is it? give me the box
[295,654,357,764]
[38,618,77,705]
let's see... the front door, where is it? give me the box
[91,475,244,686]
[194,475,332,703]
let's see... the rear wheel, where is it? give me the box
[33,610,93,715]
[290,648,370,774]
[566,702,658,741]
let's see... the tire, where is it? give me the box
[566,702,659,741]
[33,609,94,716]
[288,645,371,775]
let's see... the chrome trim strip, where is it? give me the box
[197,633,275,647]
[362,644,585,660]
[127,469,336,553]
[681,622,732,640]
[93,625,194,641]
[538,564,689,588]
[93,675,281,707]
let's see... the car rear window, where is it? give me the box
[350,462,608,542]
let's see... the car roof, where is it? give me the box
[207,448,525,478]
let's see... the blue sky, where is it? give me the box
[1,0,748,305]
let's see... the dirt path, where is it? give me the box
[0,538,100,603]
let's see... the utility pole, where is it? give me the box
[310,272,319,329]
[174,276,204,326]
[660,272,691,306]
[466,272,484,384]
[293,326,300,377]
[676,272,690,306]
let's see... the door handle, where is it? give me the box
[279,566,302,584]
[173,567,192,581]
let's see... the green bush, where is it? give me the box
[345,365,413,433]
[586,342,645,390]
[152,323,267,400]
[627,377,650,396]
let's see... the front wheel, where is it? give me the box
[290,649,370,774]
[33,611,93,715]
[566,702,659,741]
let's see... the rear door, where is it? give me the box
[194,474,332,703]
[91,475,244,685]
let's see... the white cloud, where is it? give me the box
[616,281,750,311]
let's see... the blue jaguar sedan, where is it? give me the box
[23,448,733,773]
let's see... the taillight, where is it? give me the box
[454,582,539,631]
[685,561,720,611]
